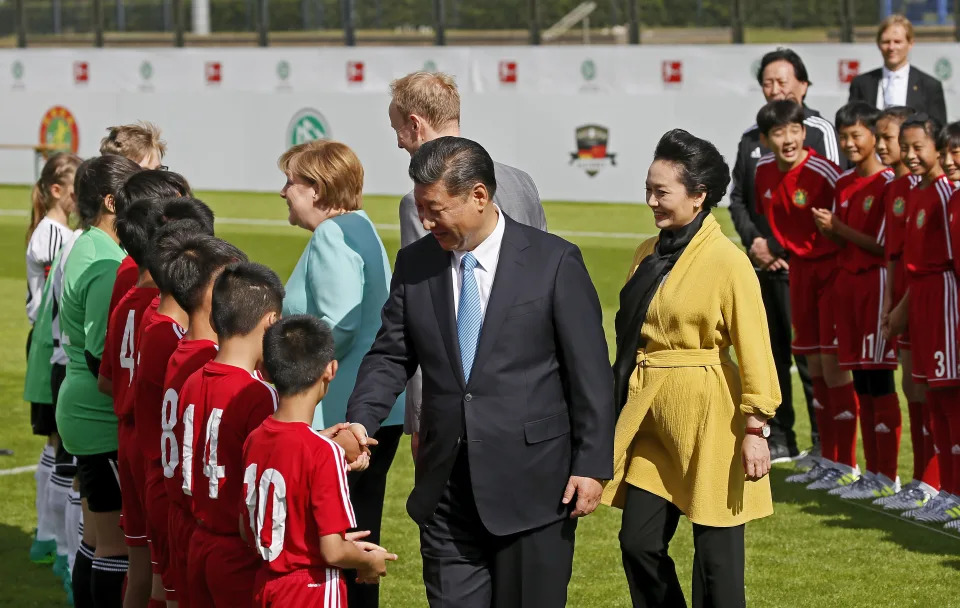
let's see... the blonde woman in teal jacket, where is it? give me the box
[278,140,402,607]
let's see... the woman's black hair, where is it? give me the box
[74,154,142,228]
[652,129,730,211]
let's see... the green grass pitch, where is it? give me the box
[0,185,956,607]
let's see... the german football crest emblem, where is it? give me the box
[570,124,616,177]
[863,195,874,212]
[917,209,926,228]
[792,188,808,208]
[892,197,905,216]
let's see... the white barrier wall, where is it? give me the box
[1,44,958,203]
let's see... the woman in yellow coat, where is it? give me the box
[603,129,781,608]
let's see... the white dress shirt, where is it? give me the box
[451,205,505,320]
[877,63,910,109]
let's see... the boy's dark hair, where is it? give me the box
[835,101,881,132]
[160,197,215,236]
[115,169,190,217]
[937,121,960,152]
[900,114,943,142]
[756,48,811,90]
[74,154,142,228]
[158,236,248,314]
[878,105,916,126]
[211,262,285,340]
[263,315,335,397]
[115,200,163,266]
[148,219,205,292]
[652,128,730,211]
[756,100,806,137]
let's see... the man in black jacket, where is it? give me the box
[729,48,838,462]
[848,15,947,125]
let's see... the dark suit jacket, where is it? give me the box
[346,213,615,537]
[848,65,947,126]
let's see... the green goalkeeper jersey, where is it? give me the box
[55,227,124,455]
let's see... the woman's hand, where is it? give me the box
[742,435,771,481]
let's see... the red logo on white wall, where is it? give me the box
[499,61,517,84]
[347,61,365,83]
[205,62,222,84]
[838,60,860,84]
[661,61,682,84]
[73,61,89,84]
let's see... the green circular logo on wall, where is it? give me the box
[287,108,330,147]
[277,60,290,81]
[12,60,24,80]
[935,57,952,81]
[423,60,437,73]
[581,59,596,81]
[140,61,153,80]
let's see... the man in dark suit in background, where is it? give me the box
[848,14,947,125]
[729,48,835,463]
[346,136,614,607]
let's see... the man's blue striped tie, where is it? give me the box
[457,252,483,383]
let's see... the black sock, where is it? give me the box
[72,541,95,608]
[91,554,128,608]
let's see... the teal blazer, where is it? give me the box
[282,211,405,428]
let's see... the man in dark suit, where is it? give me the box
[848,14,947,125]
[346,136,614,607]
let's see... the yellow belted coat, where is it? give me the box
[601,214,781,527]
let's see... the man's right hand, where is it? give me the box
[749,237,776,268]
[345,423,378,457]
[410,431,420,461]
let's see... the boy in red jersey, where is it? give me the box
[874,107,941,510]
[183,262,284,607]
[98,199,163,607]
[105,170,190,314]
[752,100,860,490]
[158,235,247,606]
[812,102,899,499]
[134,198,216,603]
[243,315,396,607]
[887,115,960,524]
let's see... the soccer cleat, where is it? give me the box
[786,461,827,484]
[944,519,960,534]
[840,476,899,499]
[869,475,901,499]
[52,553,68,579]
[883,483,937,511]
[807,467,859,491]
[902,493,957,521]
[29,532,57,565]
[915,494,960,523]
[829,475,869,496]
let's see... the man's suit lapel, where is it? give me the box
[427,243,466,390]
[469,217,530,386]
[906,66,922,108]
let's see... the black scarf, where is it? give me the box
[612,210,709,412]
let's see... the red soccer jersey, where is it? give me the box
[754,148,841,260]
[883,174,920,262]
[834,167,895,273]
[108,255,139,315]
[904,174,955,277]
[950,188,960,276]
[133,312,185,469]
[188,361,277,536]
[162,339,219,511]
[242,418,356,575]
[101,286,161,420]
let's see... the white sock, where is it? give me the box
[48,473,72,558]
[34,446,56,542]
[65,490,82,574]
